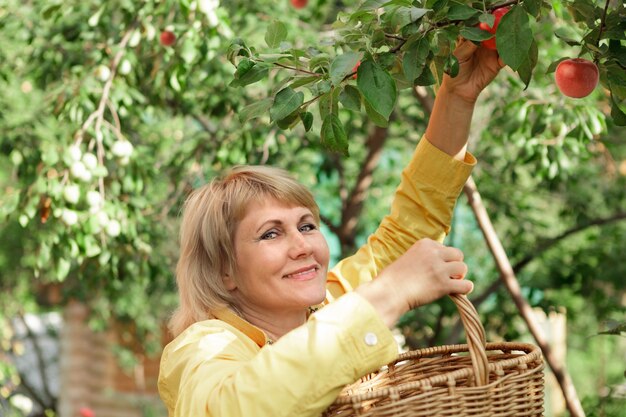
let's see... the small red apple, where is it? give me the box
[79,407,95,417]
[290,0,308,9]
[159,30,176,47]
[478,7,510,50]
[555,58,599,98]
[351,61,361,79]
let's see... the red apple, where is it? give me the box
[79,407,95,417]
[290,0,308,9]
[555,58,599,98]
[478,7,510,50]
[159,30,176,47]
[351,61,361,79]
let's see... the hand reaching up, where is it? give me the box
[442,38,506,105]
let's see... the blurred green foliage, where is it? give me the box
[0,0,625,416]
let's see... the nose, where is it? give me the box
[288,231,313,259]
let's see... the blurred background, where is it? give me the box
[0,0,624,416]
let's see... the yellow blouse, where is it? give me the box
[158,137,475,417]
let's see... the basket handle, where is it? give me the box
[449,294,489,386]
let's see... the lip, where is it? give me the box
[283,264,319,280]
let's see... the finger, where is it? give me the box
[440,246,464,262]
[453,38,479,64]
[447,261,468,280]
[450,279,474,295]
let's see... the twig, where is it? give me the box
[273,62,322,77]
[596,0,611,48]
[490,0,520,11]
[301,93,324,108]
[70,21,138,206]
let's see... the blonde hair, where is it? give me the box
[168,165,320,337]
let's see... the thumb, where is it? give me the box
[454,37,479,64]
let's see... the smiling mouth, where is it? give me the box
[283,266,318,280]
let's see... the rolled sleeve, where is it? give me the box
[327,136,475,296]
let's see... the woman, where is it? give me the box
[158,39,504,416]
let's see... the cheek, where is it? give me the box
[315,236,330,265]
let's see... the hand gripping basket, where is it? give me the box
[324,294,545,417]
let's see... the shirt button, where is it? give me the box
[364,332,378,346]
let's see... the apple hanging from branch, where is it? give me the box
[554,58,599,99]
[478,7,510,50]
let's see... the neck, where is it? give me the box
[238,305,308,341]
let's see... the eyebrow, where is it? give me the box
[255,213,315,234]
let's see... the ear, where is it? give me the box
[222,273,237,291]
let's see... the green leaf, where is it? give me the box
[546,57,569,74]
[234,58,254,78]
[517,40,538,89]
[55,258,71,280]
[270,87,304,122]
[414,66,436,86]
[384,6,429,28]
[84,235,101,258]
[239,98,273,123]
[357,60,397,120]
[318,92,332,120]
[315,79,332,95]
[230,61,268,87]
[610,93,626,126]
[330,52,360,86]
[289,76,320,89]
[227,39,250,65]
[169,71,182,92]
[522,0,542,17]
[496,5,533,71]
[402,37,430,82]
[276,112,300,129]
[555,29,581,47]
[320,114,349,156]
[444,54,459,78]
[300,112,314,132]
[460,26,494,41]
[265,20,288,48]
[363,98,389,127]
[181,38,197,64]
[478,13,495,27]
[339,85,361,112]
[447,2,479,20]
[42,3,62,19]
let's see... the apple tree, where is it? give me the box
[0,0,625,415]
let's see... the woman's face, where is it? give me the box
[226,198,329,315]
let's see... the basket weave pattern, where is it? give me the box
[323,295,545,417]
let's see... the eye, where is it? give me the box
[260,230,278,240]
[299,223,317,233]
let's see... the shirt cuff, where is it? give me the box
[312,292,399,378]
[405,135,475,196]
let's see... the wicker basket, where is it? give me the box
[323,294,545,417]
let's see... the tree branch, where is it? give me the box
[596,0,611,49]
[14,313,55,410]
[469,211,626,308]
[463,177,586,417]
[336,125,389,255]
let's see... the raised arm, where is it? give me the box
[426,38,505,160]
[327,40,504,299]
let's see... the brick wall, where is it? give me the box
[57,301,168,417]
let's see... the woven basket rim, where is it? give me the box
[332,341,542,405]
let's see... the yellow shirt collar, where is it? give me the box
[211,307,270,347]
